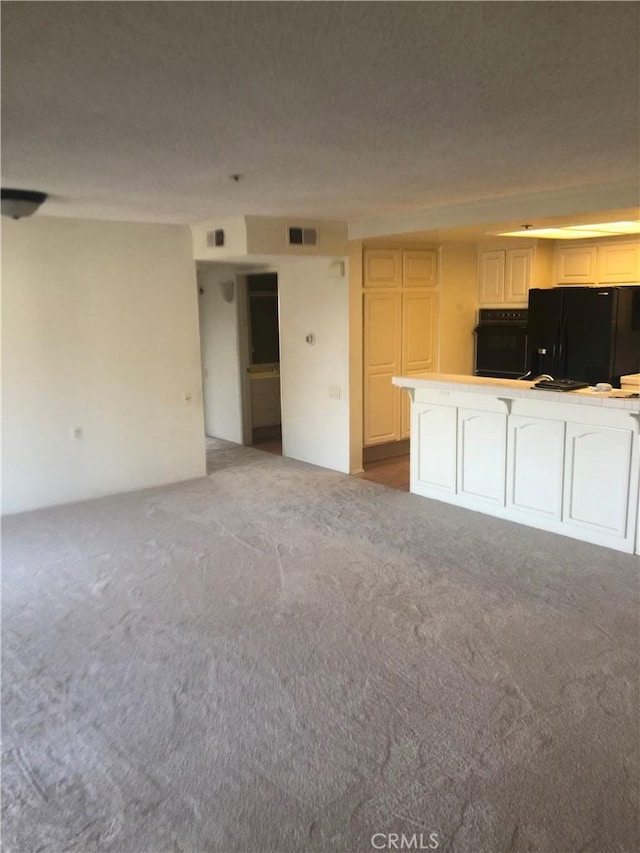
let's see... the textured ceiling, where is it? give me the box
[2,2,639,226]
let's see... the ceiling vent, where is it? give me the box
[288,226,317,246]
[207,228,225,248]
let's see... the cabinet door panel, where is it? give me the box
[479,251,505,304]
[365,293,401,369]
[413,403,457,493]
[400,292,438,438]
[403,250,437,287]
[505,248,532,304]
[364,373,400,445]
[564,424,633,536]
[402,292,438,373]
[507,416,564,518]
[457,409,507,504]
[364,248,402,288]
[555,246,597,284]
[597,242,640,284]
[363,292,401,445]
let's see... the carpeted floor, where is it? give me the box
[2,439,639,852]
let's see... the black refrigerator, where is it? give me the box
[527,286,640,386]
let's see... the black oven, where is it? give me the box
[475,309,528,379]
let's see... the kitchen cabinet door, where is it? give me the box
[457,408,507,505]
[554,245,597,284]
[597,241,640,284]
[363,292,402,445]
[402,249,437,287]
[563,423,633,540]
[412,402,457,495]
[400,291,438,437]
[479,250,505,304]
[505,248,533,304]
[507,415,564,518]
[363,248,402,288]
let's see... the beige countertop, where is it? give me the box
[392,373,640,412]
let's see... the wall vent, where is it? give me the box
[288,226,317,246]
[207,229,225,248]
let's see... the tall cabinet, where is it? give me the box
[363,248,438,446]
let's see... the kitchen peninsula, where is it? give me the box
[393,374,640,553]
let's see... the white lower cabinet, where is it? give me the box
[563,423,633,539]
[412,402,457,494]
[507,416,564,519]
[457,409,507,505]
[405,383,640,552]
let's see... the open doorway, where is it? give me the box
[243,273,282,456]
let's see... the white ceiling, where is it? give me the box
[2,2,639,229]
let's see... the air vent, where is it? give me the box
[207,229,225,248]
[288,226,317,246]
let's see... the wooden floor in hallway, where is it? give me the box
[355,454,410,491]
[252,438,283,456]
[250,435,409,490]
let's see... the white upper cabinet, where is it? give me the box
[478,246,537,306]
[363,248,402,288]
[505,248,533,303]
[402,250,438,287]
[596,241,640,283]
[478,251,505,304]
[554,239,639,285]
[554,245,598,284]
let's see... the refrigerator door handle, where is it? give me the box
[557,318,568,376]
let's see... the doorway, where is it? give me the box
[243,273,282,456]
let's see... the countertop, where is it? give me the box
[392,373,640,412]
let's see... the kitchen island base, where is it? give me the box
[393,375,640,554]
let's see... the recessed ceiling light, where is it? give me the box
[569,220,640,234]
[494,220,640,239]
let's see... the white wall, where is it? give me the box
[278,258,350,473]
[348,240,364,473]
[2,217,206,515]
[196,264,244,443]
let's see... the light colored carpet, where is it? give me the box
[2,438,638,853]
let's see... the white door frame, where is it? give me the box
[236,273,253,446]
[236,266,283,448]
